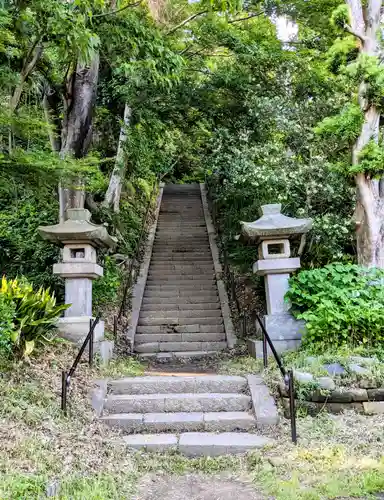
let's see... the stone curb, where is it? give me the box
[200,183,237,349]
[247,375,279,426]
[128,183,164,348]
[91,379,108,417]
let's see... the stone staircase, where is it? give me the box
[94,183,279,456]
[98,374,277,456]
[134,183,230,359]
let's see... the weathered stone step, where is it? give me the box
[136,324,224,333]
[108,375,247,395]
[148,269,214,276]
[135,332,225,343]
[140,303,220,311]
[105,393,251,414]
[101,411,255,433]
[138,317,223,326]
[122,432,272,456]
[143,292,219,300]
[149,264,214,270]
[139,310,222,319]
[146,277,215,283]
[135,341,227,353]
[144,284,218,291]
[138,351,223,360]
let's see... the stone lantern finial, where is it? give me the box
[241,204,312,357]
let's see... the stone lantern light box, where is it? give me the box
[38,208,117,345]
[241,204,312,357]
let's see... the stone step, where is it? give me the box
[140,303,220,311]
[145,281,217,292]
[108,375,247,395]
[138,351,223,360]
[101,411,255,433]
[137,317,224,326]
[135,332,226,343]
[143,292,219,301]
[151,259,214,264]
[149,264,215,271]
[134,341,227,353]
[105,393,251,414]
[139,310,222,319]
[136,324,224,333]
[146,277,215,283]
[122,432,272,456]
[148,270,214,277]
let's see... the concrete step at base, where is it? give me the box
[122,432,272,456]
[140,303,220,311]
[101,411,255,433]
[108,375,247,395]
[105,393,251,413]
[137,317,224,326]
[136,324,224,334]
[135,332,226,344]
[134,341,227,353]
[138,351,224,360]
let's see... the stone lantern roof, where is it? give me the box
[38,208,117,249]
[241,204,312,241]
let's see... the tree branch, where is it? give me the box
[344,23,366,43]
[166,11,208,35]
[93,0,143,18]
[228,11,264,23]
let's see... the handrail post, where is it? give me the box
[262,331,268,368]
[287,370,297,444]
[88,318,94,367]
[113,315,118,341]
[61,370,68,416]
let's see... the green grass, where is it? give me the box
[1,344,384,499]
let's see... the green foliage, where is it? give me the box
[330,4,349,30]
[0,277,69,357]
[346,54,384,108]
[353,140,384,177]
[0,293,15,356]
[93,256,123,312]
[287,264,384,351]
[326,36,358,73]
[314,103,363,146]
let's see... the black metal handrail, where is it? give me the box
[213,201,297,443]
[61,315,100,415]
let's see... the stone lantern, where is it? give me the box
[38,208,117,344]
[241,204,312,356]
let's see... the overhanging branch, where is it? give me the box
[166,11,208,35]
[228,11,265,23]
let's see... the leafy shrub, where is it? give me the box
[93,256,123,312]
[0,277,69,357]
[286,264,384,351]
[0,294,15,356]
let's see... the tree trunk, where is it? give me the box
[347,0,384,267]
[103,103,131,212]
[59,54,100,220]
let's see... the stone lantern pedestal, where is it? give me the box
[39,209,117,345]
[241,204,312,357]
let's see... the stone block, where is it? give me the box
[323,363,346,376]
[122,434,178,452]
[178,432,273,457]
[328,389,353,403]
[367,388,384,401]
[247,375,279,426]
[363,402,384,414]
[91,379,107,417]
[349,363,369,375]
[247,339,300,358]
[143,412,204,432]
[261,239,290,259]
[100,413,143,431]
[317,377,335,390]
[105,394,166,414]
[359,378,377,389]
[294,371,314,384]
[163,393,251,413]
[253,257,301,275]
[203,412,255,432]
[260,313,305,341]
[53,262,103,279]
[108,376,196,395]
[99,340,114,365]
[348,388,368,402]
[56,316,104,344]
[194,375,247,393]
